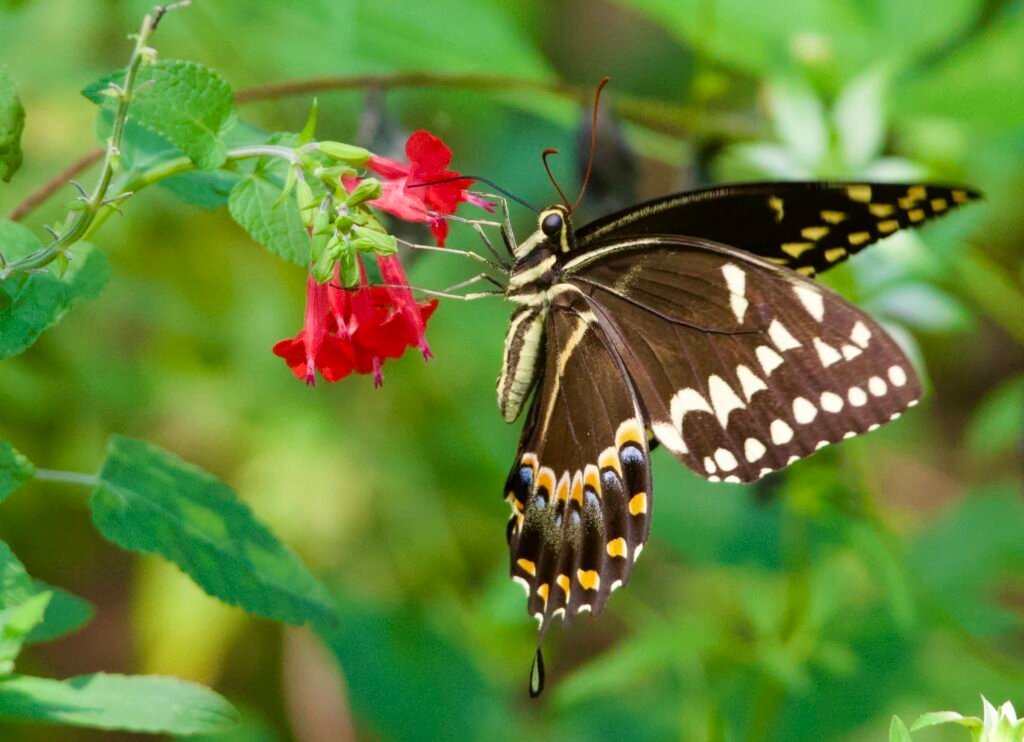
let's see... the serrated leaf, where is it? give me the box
[228,174,310,266]
[0,439,34,504]
[890,715,913,742]
[0,232,111,359]
[89,60,235,170]
[91,436,335,625]
[0,673,238,734]
[0,66,25,182]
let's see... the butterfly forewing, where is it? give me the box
[568,237,922,482]
[575,182,980,277]
[505,290,652,625]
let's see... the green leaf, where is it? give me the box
[0,592,50,674]
[890,715,913,742]
[0,231,111,359]
[833,68,888,169]
[0,66,25,182]
[1,540,94,645]
[767,78,828,170]
[162,169,243,209]
[0,673,238,734]
[91,435,336,625]
[0,439,34,504]
[911,711,978,731]
[87,60,235,170]
[228,174,310,265]
[965,375,1024,462]
[26,580,94,644]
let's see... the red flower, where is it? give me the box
[345,129,494,245]
[273,257,438,387]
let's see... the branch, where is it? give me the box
[7,148,103,222]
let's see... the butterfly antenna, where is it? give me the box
[541,148,571,209]
[572,76,611,212]
[409,175,539,213]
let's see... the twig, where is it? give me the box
[7,148,104,222]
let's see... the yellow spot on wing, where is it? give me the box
[598,447,622,477]
[577,569,600,591]
[556,574,570,594]
[517,558,536,576]
[556,474,570,502]
[878,219,899,233]
[821,210,847,224]
[930,197,948,212]
[769,196,785,222]
[869,203,895,217]
[571,473,583,505]
[537,583,549,605]
[848,231,871,246]
[797,266,816,277]
[952,190,969,203]
[847,185,872,202]
[825,247,847,262]
[782,242,814,258]
[908,208,925,222]
[629,492,647,515]
[607,537,627,557]
[536,468,555,496]
[521,452,538,475]
[908,185,927,200]
[584,465,601,495]
[615,420,645,449]
[801,226,829,241]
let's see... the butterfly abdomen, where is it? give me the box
[498,305,547,422]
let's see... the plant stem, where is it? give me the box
[33,469,99,487]
[0,7,169,280]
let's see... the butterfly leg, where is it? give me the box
[472,192,519,258]
[397,238,506,272]
[441,272,506,293]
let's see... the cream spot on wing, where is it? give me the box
[850,321,872,348]
[744,437,766,462]
[868,376,887,396]
[703,456,717,475]
[842,344,863,360]
[908,399,919,407]
[513,576,530,596]
[651,421,687,455]
[848,386,868,407]
[670,388,713,432]
[713,448,738,472]
[708,374,746,428]
[736,364,767,402]
[793,285,825,322]
[610,580,623,593]
[820,391,844,413]
[890,412,902,421]
[843,431,856,439]
[792,397,818,424]
[755,345,784,375]
[768,320,801,351]
[708,475,721,482]
[888,365,908,387]
[770,419,794,444]
[634,544,644,561]
[721,263,749,323]
[787,455,800,465]
[724,475,741,483]
[759,468,774,478]
[814,337,842,367]
[815,441,829,450]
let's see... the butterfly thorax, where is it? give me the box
[497,207,576,423]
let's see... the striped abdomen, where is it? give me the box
[497,305,547,422]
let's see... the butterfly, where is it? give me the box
[492,177,979,695]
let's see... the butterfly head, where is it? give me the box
[536,205,575,255]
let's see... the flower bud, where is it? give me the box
[295,178,316,228]
[318,141,371,166]
[344,178,382,208]
[338,247,360,288]
[351,225,397,256]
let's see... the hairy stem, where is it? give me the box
[33,468,100,487]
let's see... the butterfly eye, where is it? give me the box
[541,213,563,237]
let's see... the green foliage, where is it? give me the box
[891,715,913,742]
[0,221,110,358]
[0,673,238,734]
[912,698,1024,741]
[91,435,336,625]
[85,60,236,170]
[0,439,33,505]
[0,592,50,674]
[228,174,310,266]
[0,66,23,182]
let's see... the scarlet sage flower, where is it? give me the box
[345,129,494,245]
[273,259,438,387]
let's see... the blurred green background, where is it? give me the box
[1,0,1023,739]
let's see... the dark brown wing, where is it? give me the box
[574,181,980,277]
[565,236,922,483]
[505,290,651,628]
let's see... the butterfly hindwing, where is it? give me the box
[505,290,651,625]
[566,237,922,482]
[575,182,980,277]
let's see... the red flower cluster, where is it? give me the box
[273,257,437,387]
[344,129,493,246]
[275,130,489,386]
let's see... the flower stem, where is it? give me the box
[33,469,100,488]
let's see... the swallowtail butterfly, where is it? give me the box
[495,179,979,695]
